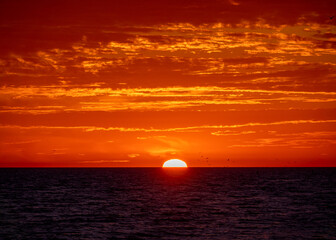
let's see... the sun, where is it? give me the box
[162,159,188,168]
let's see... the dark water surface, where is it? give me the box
[0,168,335,239]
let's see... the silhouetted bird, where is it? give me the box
[330,16,334,20]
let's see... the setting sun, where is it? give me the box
[162,159,188,168]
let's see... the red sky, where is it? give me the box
[0,0,335,167]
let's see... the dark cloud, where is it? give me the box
[1,0,335,26]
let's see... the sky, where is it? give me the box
[0,0,335,167]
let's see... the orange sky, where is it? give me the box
[0,0,335,167]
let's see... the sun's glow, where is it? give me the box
[162,159,188,168]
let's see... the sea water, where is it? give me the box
[0,168,335,239]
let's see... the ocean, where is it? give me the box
[0,168,335,239]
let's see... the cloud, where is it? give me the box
[227,136,336,148]
[228,0,240,6]
[2,140,40,145]
[1,85,335,114]
[211,130,256,136]
[128,153,139,158]
[82,160,130,163]
[1,119,335,133]
[1,20,335,84]
[1,0,335,28]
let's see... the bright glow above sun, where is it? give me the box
[162,159,188,168]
